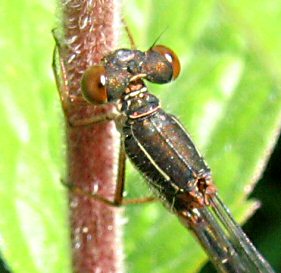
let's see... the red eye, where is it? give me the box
[81,66,107,104]
[151,45,181,80]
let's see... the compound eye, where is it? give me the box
[151,45,181,80]
[81,66,107,104]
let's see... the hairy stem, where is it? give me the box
[58,1,124,272]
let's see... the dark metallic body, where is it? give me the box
[103,48,215,212]
[119,85,274,273]
[123,95,212,212]
[102,48,275,273]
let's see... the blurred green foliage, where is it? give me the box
[0,0,70,272]
[0,0,280,272]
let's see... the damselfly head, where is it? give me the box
[81,46,180,105]
[81,49,144,104]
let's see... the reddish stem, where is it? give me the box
[59,1,124,272]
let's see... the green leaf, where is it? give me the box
[124,0,281,272]
[0,0,71,273]
[1,0,280,273]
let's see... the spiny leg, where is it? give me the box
[62,138,156,207]
[112,138,156,205]
[52,29,119,127]
[112,138,126,205]
[52,29,80,116]
[67,106,120,127]
[62,180,156,207]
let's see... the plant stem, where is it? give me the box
[58,1,124,272]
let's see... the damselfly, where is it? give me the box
[53,35,275,272]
